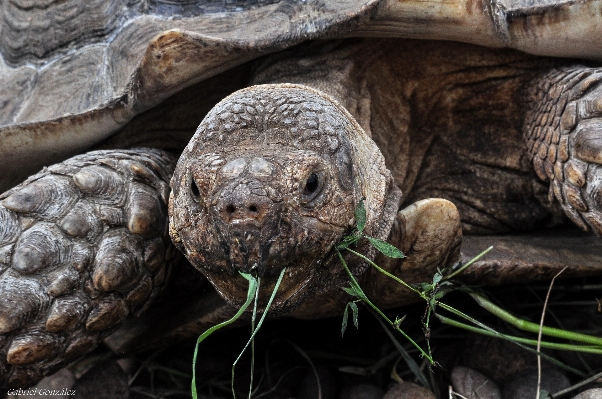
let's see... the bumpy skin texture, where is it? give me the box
[524,67,602,235]
[0,149,177,388]
[169,84,402,313]
[253,40,566,234]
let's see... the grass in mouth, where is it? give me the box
[191,268,286,399]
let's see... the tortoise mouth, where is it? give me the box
[225,221,270,274]
[198,201,293,277]
[230,218,261,229]
[200,245,340,312]
[189,206,348,310]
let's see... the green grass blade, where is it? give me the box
[232,268,287,398]
[247,277,260,399]
[470,293,602,346]
[443,246,492,280]
[437,314,602,354]
[191,273,258,399]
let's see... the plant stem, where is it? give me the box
[344,247,421,296]
[337,250,434,363]
[232,268,287,398]
[443,246,493,280]
[536,267,567,399]
[371,309,432,389]
[437,301,586,377]
[550,369,602,397]
[470,293,602,346]
[249,277,260,399]
[436,314,602,354]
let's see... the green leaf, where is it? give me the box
[355,199,366,233]
[342,286,362,298]
[341,303,349,336]
[336,241,350,250]
[433,289,451,301]
[366,237,405,259]
[239,272,256,283]
[342,302,360,336]
[417,282,433,293]
[432,272,442,285]
[350,302,359,329]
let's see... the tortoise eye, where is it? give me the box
[190,178,201,202]
[301,171,324,204]
[304,173,319,195]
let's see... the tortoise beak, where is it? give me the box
[214,181,285,276]
[224,220,269,274]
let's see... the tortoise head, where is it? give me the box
[169,84,401,312]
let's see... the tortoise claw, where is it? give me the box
[363,198,462,309]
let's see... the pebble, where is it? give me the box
[382,382,436,399]
[462,334,551,384]
[451,366,502,399]
[502,367,570,399]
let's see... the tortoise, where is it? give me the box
[1,0,602,389]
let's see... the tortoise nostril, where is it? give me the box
[218,189,270,222]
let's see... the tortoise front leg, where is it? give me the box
[362,198,462,309]
[524,67,602,235]
[0,149,177,388]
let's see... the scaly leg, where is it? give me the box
[0,149,177,388]
[524,67,602,235]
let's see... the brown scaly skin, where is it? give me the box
[253,40,567,234]
[0,150,177,388]
[523,67,602,235]
[254,40,602,237]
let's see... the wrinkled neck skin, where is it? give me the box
[169,84,401,315]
